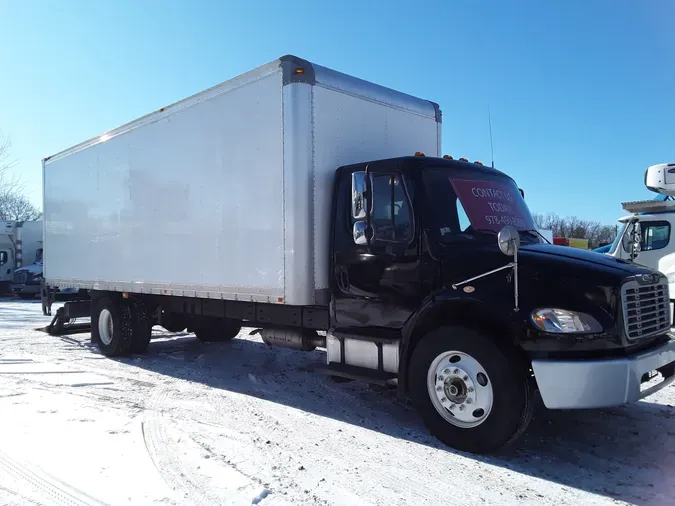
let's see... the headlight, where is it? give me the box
[531,308,603,334]
[667,274,675,285]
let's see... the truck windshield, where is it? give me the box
[422,168,537,242]
[608,222,628,255]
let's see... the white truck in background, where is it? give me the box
[605,162,675,324]
[606,163,675,272]
[0,220,42,297]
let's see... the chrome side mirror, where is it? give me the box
[352,171,367,220]
[353,221,369,245]
[498,226,520,256]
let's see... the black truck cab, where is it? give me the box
[329,155,675,452]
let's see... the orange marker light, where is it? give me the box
[443,155,453,160]
[414,151,425,157]
[294,68,305,74]
[459,157,469,162]
[474,161,483,166]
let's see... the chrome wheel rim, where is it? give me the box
[98,308,114,346]
[426,350,493,428]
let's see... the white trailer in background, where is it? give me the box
[0,220,42,296]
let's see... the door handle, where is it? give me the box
[337,268,350,291]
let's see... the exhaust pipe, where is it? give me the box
[254,328,326,351]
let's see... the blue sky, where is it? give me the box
[1,0,673,224]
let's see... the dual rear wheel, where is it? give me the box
[91,296,241,357]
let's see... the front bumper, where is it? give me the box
[532,337,675,409]
[10,284,40,295]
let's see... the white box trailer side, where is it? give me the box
[43,56,441,306]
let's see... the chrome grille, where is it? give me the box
[621,279,671,340]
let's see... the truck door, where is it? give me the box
[0,249,11,281]
[332,165,428,328]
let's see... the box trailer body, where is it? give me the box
[43,56,675,455]
[43,56,441,306]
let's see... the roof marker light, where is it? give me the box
[443,155,453,160]
[414,152,425,157]
[459,157,469,162]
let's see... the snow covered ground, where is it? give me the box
[0,298,673,506]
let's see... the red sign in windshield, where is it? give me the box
[450,178,534,232]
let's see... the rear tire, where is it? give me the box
[409,325,533,454]
[129,300,153,354]
[91,296,134,357]
[193,317,241,343]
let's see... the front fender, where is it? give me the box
[397,290,519,396]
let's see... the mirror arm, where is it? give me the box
[452,263,515,289]
[451,261,520,312]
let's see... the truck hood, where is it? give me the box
[519,243,651,275]
[14,263,43,275]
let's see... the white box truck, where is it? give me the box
[43,56,675,454]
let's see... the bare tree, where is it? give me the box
[533,212,617,249]
[0,132,42,221]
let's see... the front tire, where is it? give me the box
[91,296,134,357]
[409,325,533,454]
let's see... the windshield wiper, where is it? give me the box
[522,229,551,244]
[469,228,498,235]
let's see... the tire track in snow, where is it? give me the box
[144,384,290,506]
[0,448,107,506]
[0,483,43,506]
[142,385,214,505]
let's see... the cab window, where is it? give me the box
[371,173,412,242]
[640,221,670,251]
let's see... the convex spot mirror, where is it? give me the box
[498,226,520,256]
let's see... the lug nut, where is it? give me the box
[463,376,468,381]
[466,398,473,404]
[443,368,450,374]
[453,369,459,375]
[436,386,442,392]
[468,387,474,393]
[459,405,465,411]
[449,404,455,410]
[438,376,445,382]
[440,397,447,403]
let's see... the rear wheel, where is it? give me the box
[91,296,134,357]
[129,299,153,354]
[409,325,533,454]
[193,317,241,343]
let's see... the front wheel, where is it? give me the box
[409,325,533,454]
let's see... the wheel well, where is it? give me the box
[401,300,526,393]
